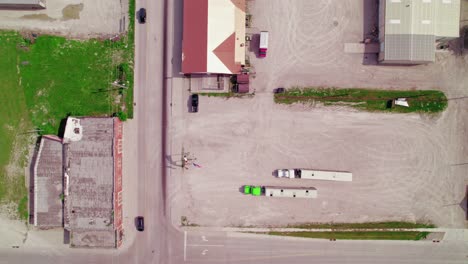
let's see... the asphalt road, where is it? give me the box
[183,231,468,264]
[132,0,176,262]
[1,230,467,264]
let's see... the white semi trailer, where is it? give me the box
[259,31,268,57]
[264,186,317,199]
[244,185,317,199]
[277,169,352,182]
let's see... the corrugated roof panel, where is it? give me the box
[382,0,459,63]
[411,0,436,36]
[435,0,460,37]
[385,0,412,35]
[384,34,434,62]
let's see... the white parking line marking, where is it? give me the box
[184,231,187,261]
[187,244,225,247]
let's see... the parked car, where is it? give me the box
[191,94,199,112]
[138,8,146,24]
[136,216,144,231]
[274,87,285,94]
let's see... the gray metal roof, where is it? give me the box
[382,0,460,63]
[384,0,436,36]
[384,34,435,62]
[435,0,461,37]
[34,136,63,227]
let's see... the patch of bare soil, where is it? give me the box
[62,4,84,20]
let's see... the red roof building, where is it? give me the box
[182,0,246,74]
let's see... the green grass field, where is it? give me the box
[286,221,435,229]
[19,34,133,134]
[0,32,30,212]
[268,231,430,241]
[274,87,448,113]
[0,1,134,219]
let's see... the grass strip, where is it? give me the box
[268,231,430,241]
[197,92,253,98]
[274,87,448,113]
[17,195,28,220]
[286,221,435,229]
[0,32,30,207]
[198,92,235,97]
[126,0,135,118]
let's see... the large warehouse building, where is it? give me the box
[182,0,246,74]
[378,0,460,64]
[33,117,123,248]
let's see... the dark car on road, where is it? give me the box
[136,216,144,231]
[138,8,146,24]
[191,94,199,113]
[274,87,285,94]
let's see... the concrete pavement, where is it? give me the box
[181,230,468,264]
[184,227,468,240]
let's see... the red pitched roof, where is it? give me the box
[213,33,241,74]
[182,0,208,73]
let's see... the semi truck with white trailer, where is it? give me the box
[277,169,352,182]
[243,185,317,199]
[259,31,268,57]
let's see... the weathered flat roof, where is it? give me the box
[34,136,63,227]
[65,118,115,246]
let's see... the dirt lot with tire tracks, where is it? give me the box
[168,0,468,228]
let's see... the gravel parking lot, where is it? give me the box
[168,0,468,229]
[0,0,128,38]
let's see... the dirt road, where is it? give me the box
[168,0,468,228]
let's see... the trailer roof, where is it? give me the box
[299,169,353,182]
[259,31,268,48]
[264,186,317,199]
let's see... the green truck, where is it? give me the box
[243,185,318,199]
[243,185,263,196]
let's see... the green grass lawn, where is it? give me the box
[274,87,448,113]
[0,0,135,219]
[268,231,430,241]
[19,34,133,134]
[0,32,30,213]
[286,221,435,229]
